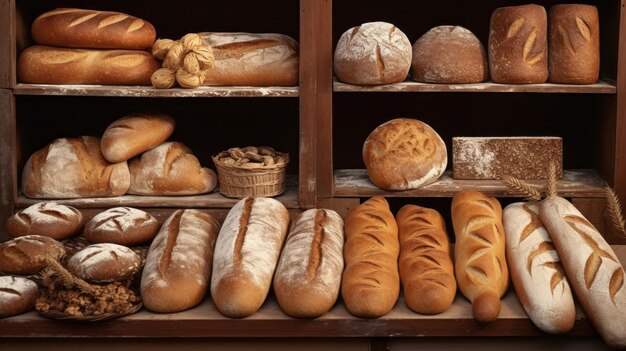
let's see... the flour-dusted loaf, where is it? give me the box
[396,205,456,314]
[22,136,130,199]
[503,202,575,334]
[540,196,626,348]
[5,202,83,240]
[452,190,509,322]
[489,4,548,84]
[548,4,600,84]
[141,209,220,313]
[211,197,290,318]
[334,22,412,85]
[0,235,66,275]
[67,243,141,283]
[363,118,447,191]
[273,209,344,318]
[101,113,175,163]
[128,142,217,195]
[17,45,159,85]
[342,196,399,318]
[84,207,159,246]
[411,25,488,84]
[197,32,299,86]
[0,276,39,318]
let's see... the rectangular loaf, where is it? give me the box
[452,136,562,180]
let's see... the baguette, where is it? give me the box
[0,276,39,318]
[0,235,66,275]
[5,202,83,240]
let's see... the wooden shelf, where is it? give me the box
[13,84,299,98]
[333,79,617,94]
[333,169,606,198]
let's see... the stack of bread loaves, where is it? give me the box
[18,8,159,85]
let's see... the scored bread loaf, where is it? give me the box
[0,276,39,318]
[211,197,290,318]
[342,196,399,318]
[0,235,66,275]
[273,209,344,318]
[128,142,217,195]
[17,45,159,85]
[22,136,130,199]
[141,209,220,313]
[503,202,575,334]
[489,4,549,84]
[101,113,175,163]
[451,190,509,323]
[396,204,456,314]
[540,196,626,348]
[31,8,156,50]
[5,202,83,240]
[67,243,141,283]
[84,207,159,246]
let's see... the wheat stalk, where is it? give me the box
[546,161,559,197]
[501,175,543,201]
[42,257,99,295]
[604,186,626,237]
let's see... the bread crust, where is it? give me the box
[0,235,66,275]
[0,276,39,318]
[84,207,159,246]
[6,202,83,240]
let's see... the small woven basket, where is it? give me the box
[212,151,289,198]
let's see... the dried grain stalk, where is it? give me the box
[604,186,626,237]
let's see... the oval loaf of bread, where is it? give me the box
[0,235,66,275]
[0,276,39,318]
[274,208,344,318]
[67,243,142,283]
[84,207,160,246]
[5,202,83,240]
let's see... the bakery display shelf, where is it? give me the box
[333,169,605,198]
[333,78,616,94]
[13,84,299,98]
[2,243,625,338]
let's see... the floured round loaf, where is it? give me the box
[412,25,488,84]
[0,235,66,275]
[67,243,141,283]
[0,276,39,318]
[334,21,412,85]
[5,202,83,240]
[84,207,159,246]
[363,118,447,190]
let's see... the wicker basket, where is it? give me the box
[212,150,289,198]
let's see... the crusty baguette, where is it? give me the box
[341,196,400,318]
[0,276,39,318]
[273,209,344,318]
[503,202,575,333]
[0,235,66,275]
[396,204,456,314]
[451,190,509,322]
[540,196,626,348]
[5,202,83,240]
[67,243,141,283]
[84,207,159,246]
[32,8,156,50]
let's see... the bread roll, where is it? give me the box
[101,113,175,163]
[363,118,447,191]
[489,4,549,84]
[503,202,575,333]
[451,190,509,322]
[411,25,489,84]
[31,8,156,50]
[5,202,83,240]
[141,209,220,313]
[67,243,141,283]
[198,32,298,86]
[128,142,217,195]
[22,136,130,198]
[0,276,39,318]
[540,196,626,348]
[84,207,159,246]
[334,22,412,85]
[211,197,290,318]
[0,235,66,275]
[548,4,600,84]
[273,209,344,318]
[396,204,456,314]
[342,196,399,318]
[17,45,159,85]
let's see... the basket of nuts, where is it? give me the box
[212,146,289,198]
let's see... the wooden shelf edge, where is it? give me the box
[12,84,299,98]
[333,169,606,198]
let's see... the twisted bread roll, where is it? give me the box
[342,196,399,318]
[396,205,456,314]
[452,190,509,322]
[150,34,215,89]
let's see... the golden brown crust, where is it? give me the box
[0,235,66,275]
[6,202,83,240]
[0,276,39,318]
[84,207,159,246]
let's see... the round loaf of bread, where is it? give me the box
[411,25,488,84]
[334,21,412,85]
[0,235,66,275]
[363,118,447,190]
[67,243,141,283]
[84,207,160,246]
[5,202,83,240]
[0,276,39,318]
